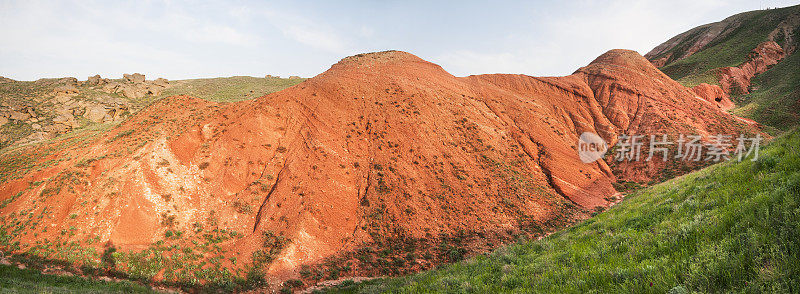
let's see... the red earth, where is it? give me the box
[0,49,762,286]
[692,83,735,110]
[717,41,786,95]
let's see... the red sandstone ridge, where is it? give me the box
[718,41,785,94]
[693,83,734,110]
[0,50,761,286]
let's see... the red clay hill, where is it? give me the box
[0,50,761,286]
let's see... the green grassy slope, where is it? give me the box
[0,264,155,293]
[652,4,800,132]
[325,129,800,293]
[732,48,800,133]
[154,76,304,103]
[658,5,799,87]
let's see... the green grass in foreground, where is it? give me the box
[155,76,304,103]
[0,264,156,293]
[325,129,800,293]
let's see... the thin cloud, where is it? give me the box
[259,9,350,54]
[1,0,798,80]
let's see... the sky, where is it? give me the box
[1,0,798,81]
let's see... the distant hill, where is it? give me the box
[156,75,305,103]
[0,75,303,150]
[645,4,800,132]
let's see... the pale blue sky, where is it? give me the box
[1,0,798,80]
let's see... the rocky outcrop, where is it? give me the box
[123,73,146,84]
[718,41,785,94]
[693,83,734,110]
[0,75,149,148]
[8,110,31,121]
[52,113,80,127]
[82,103,127,123]
[59,77,78,87]
[153,78,169,87]
[84,74,108,86]
[0,76,14,83]
[59,93,129,124]
[83,105,108,122]
[100,74,170,99]
[53,84,79,95]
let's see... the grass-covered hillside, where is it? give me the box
[648,4,800,132]
[153,76,304,103]
[0,262,156,293]
[654,5,799,87]
[732,48,800,132]
[324,129,800,293]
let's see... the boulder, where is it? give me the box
[43,124,71,134]
[71,107,86,117]
[0,117,8,126]
[53,114,80,128]
[55,95,74,104]
[84,105,109,123]
[107,107,125,122]
[59,77,79,87]
[54,84,79,95]
[82,103,128,123]
[23,131,54,143]
[85,74,108,86]
[120,85,148,99]
[99,77,169,99]
[145,84,164,96]
[123,73,145,84]
[153,78,169,87]
[47,113,80,135]
[8,111,30,121]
